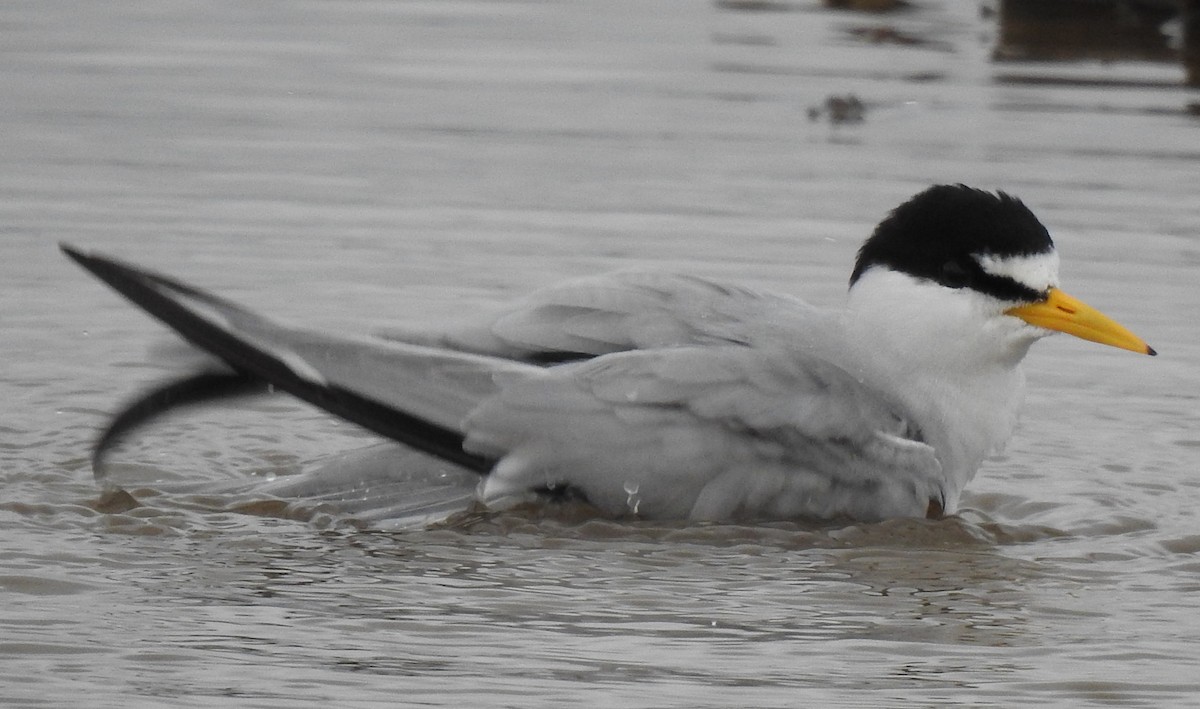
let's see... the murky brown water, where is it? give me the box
[3,1,1200,706]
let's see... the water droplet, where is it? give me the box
[623,481,641,515]
[263,471,277,482]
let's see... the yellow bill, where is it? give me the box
[1005,288,1155,356]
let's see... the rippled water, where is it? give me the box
[3,1,1200,706]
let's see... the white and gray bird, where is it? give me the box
[63,185,1154,524]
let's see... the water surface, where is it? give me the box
[3,1,1199,707]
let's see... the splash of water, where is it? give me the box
[623,480,641,515]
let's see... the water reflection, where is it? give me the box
[995,0,1180,64]
[5,0,1200,705]
[995,0,1200,88]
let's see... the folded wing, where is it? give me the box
[377,270,819,362]
[467,344,942,521]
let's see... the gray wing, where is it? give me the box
[62,245,524,528]
[464,342,943,522]
[377,270,817,361]
[60,244,530,474]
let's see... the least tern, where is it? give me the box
[62,185,1154,522]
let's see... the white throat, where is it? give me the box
[840,267,1041,503]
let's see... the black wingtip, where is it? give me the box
[60,242,88,264]
[63,242,499,478]
[60,243,140,291]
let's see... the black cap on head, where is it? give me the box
[850,185,1055,301]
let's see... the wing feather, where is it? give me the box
[378,270,814,361]
[466,344,943,521]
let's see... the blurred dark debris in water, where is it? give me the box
[711,60,944,84]
[844,24,955,51]
[1187,0,1200,85]
[714,0,911,11]
[823,0,912,12]
[994,0,1200,88]
[992,73,1185,89]
[716,0,1200,93]
[807,93,867,124]
[994,0,1180,64]
[714,0,800,11]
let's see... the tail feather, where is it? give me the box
[92,369,265,479]
[61,244,513,476]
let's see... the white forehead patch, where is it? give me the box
[975,251,1060,291]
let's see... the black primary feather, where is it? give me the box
[60,244,497,476]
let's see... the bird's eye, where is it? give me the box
[940,260,971,289]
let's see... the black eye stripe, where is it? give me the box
[973,272,1045,302]
[920,261,1042,301]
